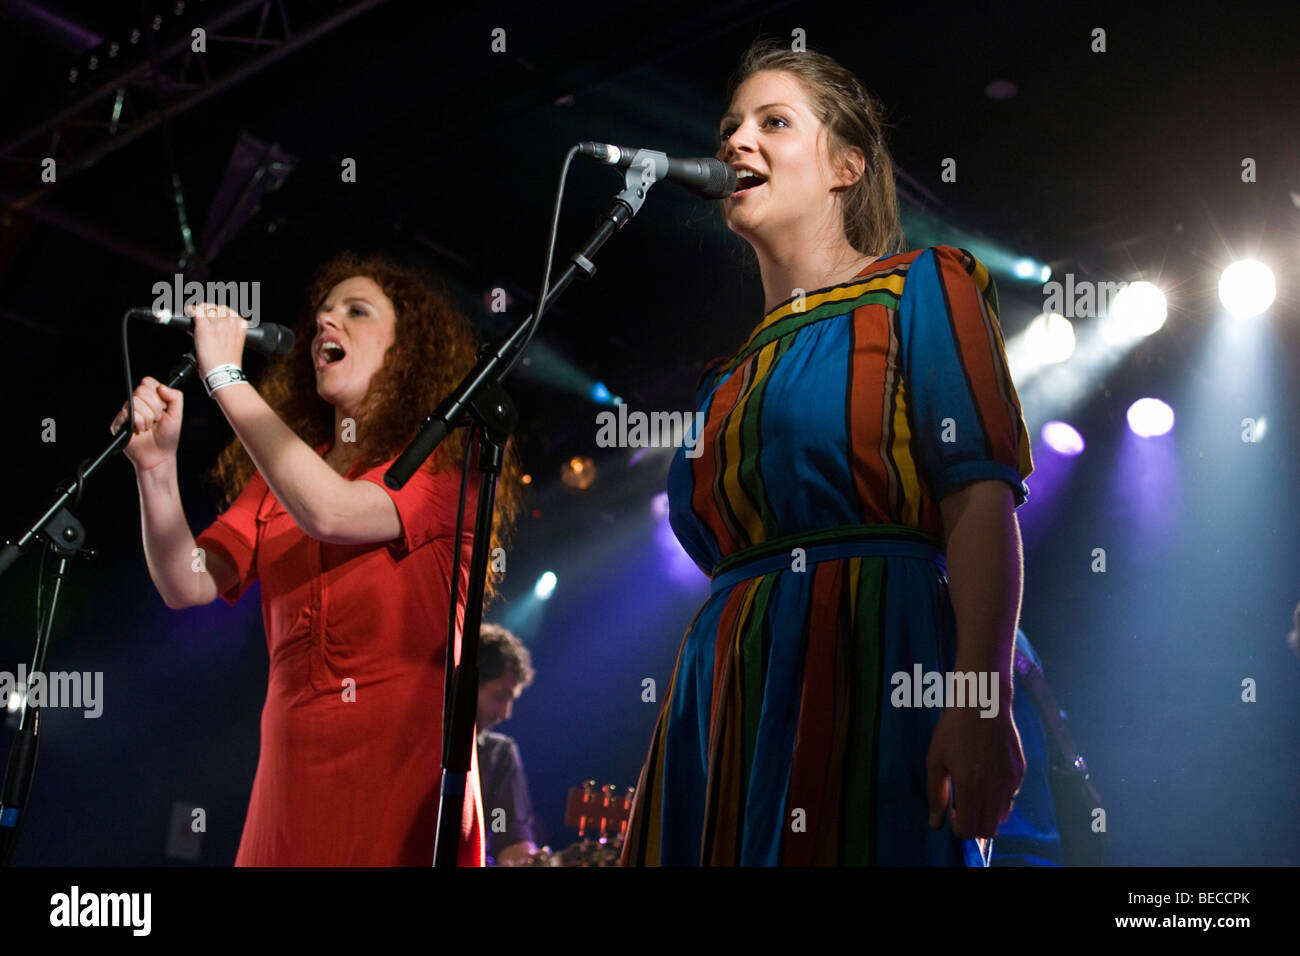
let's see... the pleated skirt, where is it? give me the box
[621,537,989,867]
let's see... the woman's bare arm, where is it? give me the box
[211,383,401,545]
[926,480,1027,840]
[135,459,233,609]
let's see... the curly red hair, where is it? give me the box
[209,251,522,597]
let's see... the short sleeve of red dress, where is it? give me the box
[195,471,270,604]
[354,459,468,558]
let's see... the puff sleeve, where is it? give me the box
[900,245,1034,507]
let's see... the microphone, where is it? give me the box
[578,142,736,199]
[128,307,296,356]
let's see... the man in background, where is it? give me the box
[477,622,540,865]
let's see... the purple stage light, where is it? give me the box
[1041,421,1085,456]
[1127,398,1175,437]
[650,491,670,520]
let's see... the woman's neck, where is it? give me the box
[749,219,878,313]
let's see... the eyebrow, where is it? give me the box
[720,102,796,123]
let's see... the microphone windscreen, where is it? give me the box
[703,160,737,199]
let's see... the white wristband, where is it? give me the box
[203,363,249,396]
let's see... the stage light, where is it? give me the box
[651,491,670,520]
[1219,260,1275,318]
[521,473,532,485]
[1007,257,1050,282]
[1024,312,1075,364]
[1041,421,1085,456]
[590,381,611,403]
[1109,281,1167,339]
[1126,398,1175,438]
[561,456,596,489]
[4,688,21,729]
[533,571,557,600]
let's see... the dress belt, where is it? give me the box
[709,524,944,594]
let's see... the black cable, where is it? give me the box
[35,544,48,649]
[503,144,580,375]
[121,310,136,462]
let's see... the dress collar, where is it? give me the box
[719,250,911,376]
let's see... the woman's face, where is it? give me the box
[312,275,397,413]
[717,69,860,243]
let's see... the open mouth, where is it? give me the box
[732,170,768,194]
[318,341,347,368]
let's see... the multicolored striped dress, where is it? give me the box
[621,245,1034,866]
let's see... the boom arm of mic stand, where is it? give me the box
[385,188,641,490]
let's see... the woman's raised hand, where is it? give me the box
[190,301,248,378]
[111,376,184,472]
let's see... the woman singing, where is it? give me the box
[621,40,1034,866]
[112,252,519,865]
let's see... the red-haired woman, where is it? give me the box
[112,253,519,865]
[621,40,1034,866]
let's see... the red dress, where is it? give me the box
[195,450,484,866]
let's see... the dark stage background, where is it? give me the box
[1,0,1298,866]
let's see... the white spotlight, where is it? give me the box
[1109,281,1168,338]
[1126,398,1175,438]
[1024,312,1075,364]
[1219,260,1276,318]
[533,571,557,601]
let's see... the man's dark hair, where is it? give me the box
[479,622,535,688]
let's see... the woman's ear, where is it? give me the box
[833,145,867,190]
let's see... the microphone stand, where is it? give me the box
[0,351,198,866]
[385,162,660,868]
